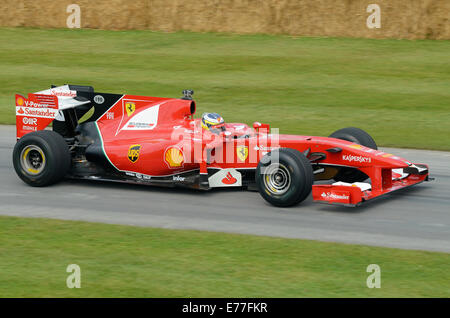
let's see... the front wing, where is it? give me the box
[312,163,430,206]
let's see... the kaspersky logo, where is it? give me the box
[342,155,371,163]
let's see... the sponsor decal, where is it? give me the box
[254,145,279,151]
[36,86,77,98]
[348,144,378,153]
[121,104,159,131]
[50,89,76,97]
[16,107,58,119]
[126,122,155,129]
[208,168,242,187]
[127,144,142,163]
[23,126,37,131]
[237,145,248,162]
[93,95,105,104]
[125,172,151,180]
[165,147,184,168]
[349,144,363,149]
[106,112,114,120]
[173,175,186,182]
[125,102,136,117]
[342,154,371,163]
[22,100,52,108]
[221,172,237,185]
[321,192,350,201]
[23,117,38,125]
[382,153,393,158]
[16,96,24,106]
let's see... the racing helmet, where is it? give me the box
[201,112,226,134]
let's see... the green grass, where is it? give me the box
[0,27,449,150]
[0,216,448,297]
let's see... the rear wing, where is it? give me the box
[15,93,59,139]
[15,85,95,140]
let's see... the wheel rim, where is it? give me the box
[263,163,291,195]
[20,145,46,175]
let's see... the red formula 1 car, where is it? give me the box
[13,85,431,207]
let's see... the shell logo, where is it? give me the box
[165,147,184,168]
[16,97,24,106]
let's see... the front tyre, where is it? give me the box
[329,127,377,150]
[328,127,377,183]
[13,130,71,187]
[256,148,313,207]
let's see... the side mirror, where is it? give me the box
[253,122,270,133]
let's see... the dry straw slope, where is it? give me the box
[0,0,449,39]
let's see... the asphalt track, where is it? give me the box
[0,125,449,252]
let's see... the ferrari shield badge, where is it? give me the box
[128,144,141,163]
[237,145,248,162]
[125,102,136,117]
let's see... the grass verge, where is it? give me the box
[0,216,448,297]
[0,28,449,150]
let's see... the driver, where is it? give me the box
[201,112,226,135]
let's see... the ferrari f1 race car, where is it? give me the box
[13,85,431,207]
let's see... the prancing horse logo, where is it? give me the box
[237,145,248,162]
[125,102,136,117]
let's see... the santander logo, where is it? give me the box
[321,192,349,200]
[222,172,237,185]
[50,89,76,97]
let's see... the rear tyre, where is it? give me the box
[13,130,71,187]
[256,148,313,207]
[328,127,377,183]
